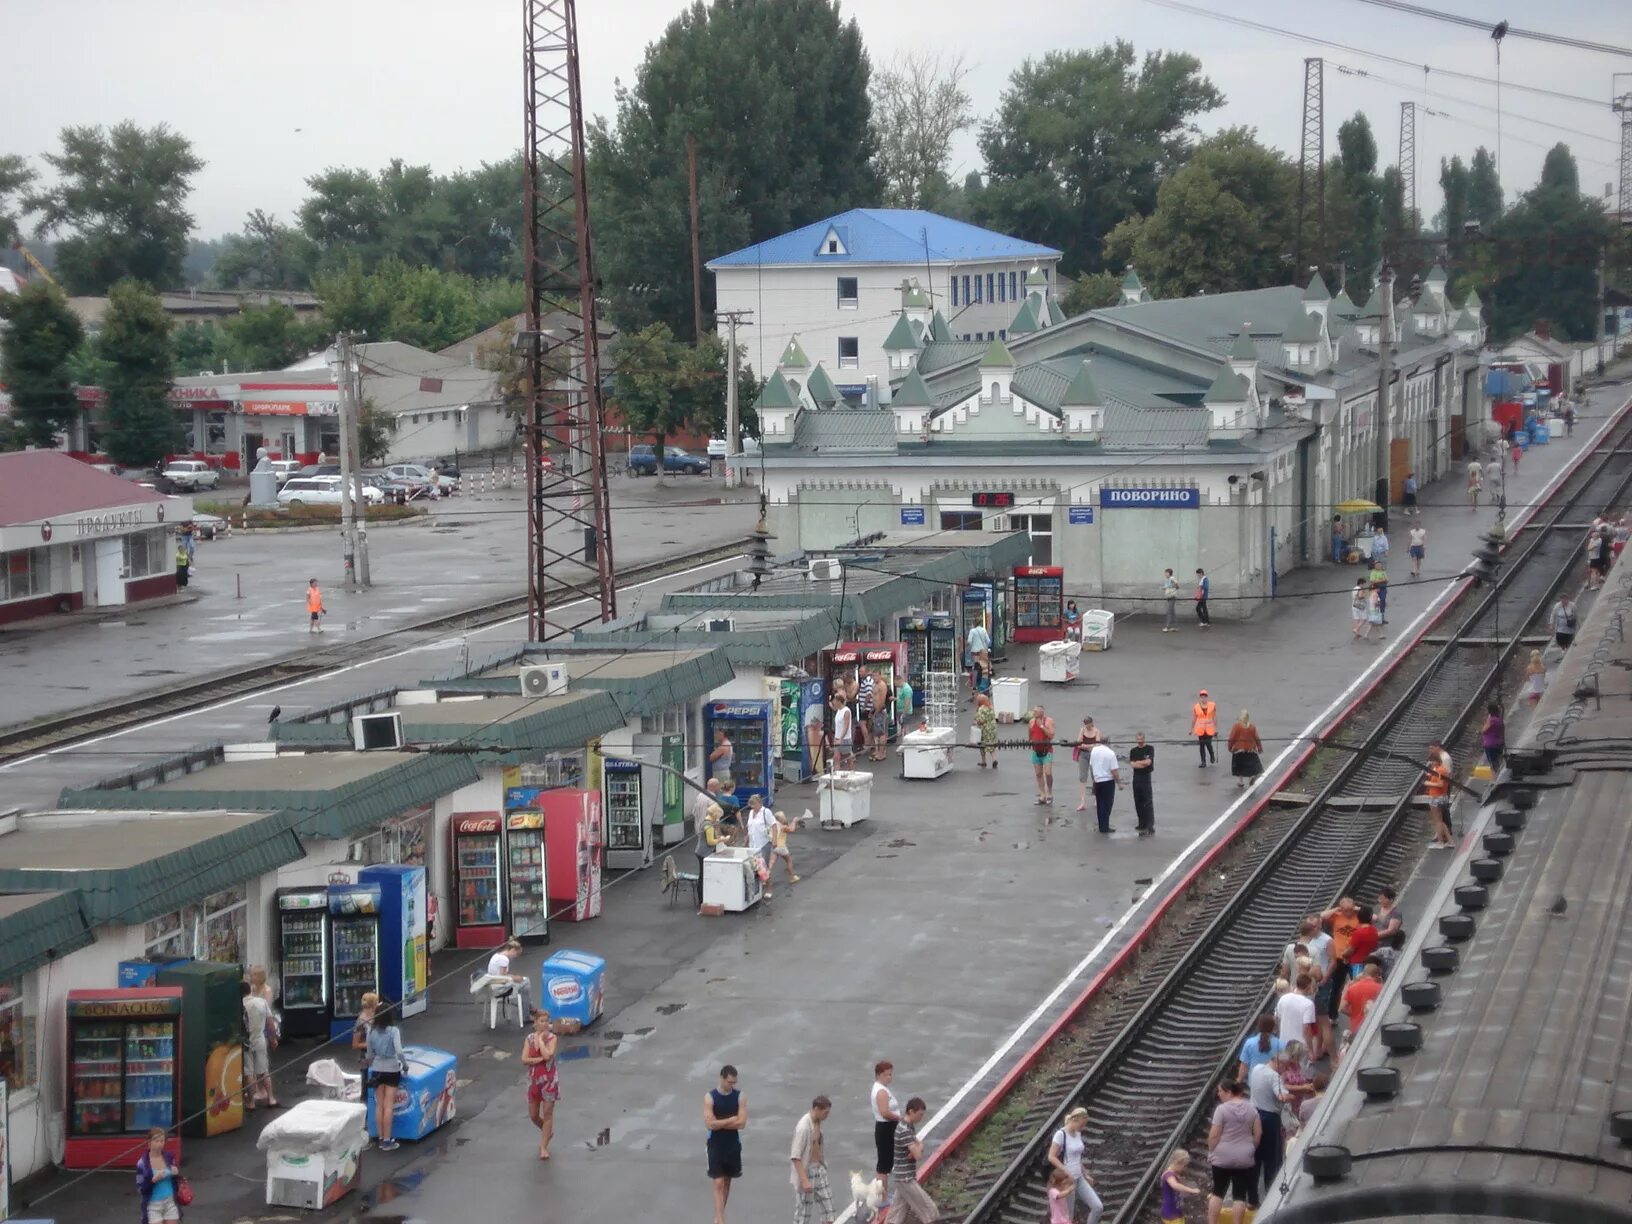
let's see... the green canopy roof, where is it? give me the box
[1302,271,1331,302]
[891,368,938,409]
[1229,328,1258,360]
[1451,309,1480,332]
[805,363,842,406]
[778,336,810,368]
[979,337,1015,368]
[929,311,954,343]
[901,282,931,309]
[1425,263,1448,284]
[754,369,801,411]
[1026,266,1048,288]
[0,891,95,981]
[883,313,922,351]
[1008,298,1041,335]
[1121,267,1143,290]
[1283,309,1324,343]
[1060,360,1102,407]
[1329,289,1357,318]
[1463,287,1482,309]
[1204,365,1250,404]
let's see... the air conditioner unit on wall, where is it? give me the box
[351,712,403,752]
[705,617,736,633]
[809,558,842,581]
[519,664,569,697]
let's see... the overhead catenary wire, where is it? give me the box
[1338,0,1632,57]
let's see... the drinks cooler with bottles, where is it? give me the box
[704,699,777,807]
[504,811,550,942]
[897,613,956,708]
[275,886,330,1038]
[64,988,183,1168]
[541,788,603,922]
[819,642,908,743]
[1012,565,1066,642]
[358,864,428,1018]
[450,813,506,947]
[156,960,244,1138]
[601,755,656,870]
[328,883,381,1041]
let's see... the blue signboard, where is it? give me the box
[900,506,926,526]
[1067,506,1095,525]
[1098,487,1200,509]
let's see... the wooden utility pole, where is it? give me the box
[716,308,752,489]
[1373,267,1396,531]
[334,331,360,587]
[688,133,704,343]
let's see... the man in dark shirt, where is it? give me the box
[888,1098,937,1224]
[1129,732,1156,835]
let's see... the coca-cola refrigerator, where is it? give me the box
[541,789,602,922]
[450,813,505,948]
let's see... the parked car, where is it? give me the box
[297,463,341,479]
[160,459,221,492]
[627,444,709,476]
[267,459,303,484]
[277,476,385,507]
[705,437,762,460]
[180,512,227,540]
[384,462,457,496]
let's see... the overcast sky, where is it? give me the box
[10,0,1626,246]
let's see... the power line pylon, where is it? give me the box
[1614,77,1632,223]
[522,0,615,641]
[1399,101,1417,218]
[1296,57,1325,274]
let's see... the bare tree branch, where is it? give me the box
[871,51,975,209]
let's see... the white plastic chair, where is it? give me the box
[469,971,526,1029]
[305,1058,361,1102]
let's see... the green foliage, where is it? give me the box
[592,0,878,335]
[1467,148,1503,231]
[221,301,326,371]
[0,153,34,248]
[0,282,85,447]
[98,279,180,466]
[1324,114,1383,300]
[172,321,225,375]
[1101,128,1295,297]
[357,397,397,464]
[613,323,745,460]
[1539,143,1579,195]
[1058,271,1122,316]
[1379,166,1430,294]
[976,42,1223,273]
[312,258,516,352]
[212,210,317,290]
[23,123,203,293]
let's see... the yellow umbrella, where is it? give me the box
[1335,499,1382,515]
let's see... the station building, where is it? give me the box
[0,452,192,625]
[745,263,1487,620]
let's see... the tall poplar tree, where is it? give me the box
[99,279,180,467]
[0,282,84,448]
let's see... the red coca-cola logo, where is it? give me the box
[455,816,500,834]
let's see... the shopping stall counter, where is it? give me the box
[1038,639,1082,682]
[991,676,1031,721]
[364,1045,458,1142]
[259,1099,367,1210]
[900,728,954,779]
[817,770,873,826]
[702,846,763,912]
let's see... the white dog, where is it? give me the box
[850,1171,885,1220]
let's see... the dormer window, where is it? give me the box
[817,226,849,257]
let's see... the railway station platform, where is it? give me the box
[6,373,1631,1224]
[1269,522,1632,1223]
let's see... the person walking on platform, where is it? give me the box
[1423,743,1454,849]
[1207,1080,1260,1224]
[1402,471,1419,515]
[1368,560,1389,624]
[1129,732,1156,834]
[789,1094,834,1224]
[1074,717,1102,812]
[1192,690,1218,768]
[1226,712,1263,791]
[1249,1050,1292,1194]
[1466,460,1483,509]
[1194,568,1212,627]
[306,578,325,633]
[966,619,991,693]
[870,1061,902,1205]
[1163,568,1180,630]
[831,696,855,772]
[1408,521,1427,577]
[886,1097,937,1224]
[1047,1106,1105,1224]
[1027,705,1057,805]
[1087,740,1122,833]
[705,1065,746,1224]
[1524,649,1547,705]
[973,694,998,769]
[1351,578,1372,640]
[1480,702,1506,774]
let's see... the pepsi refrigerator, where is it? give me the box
[704,698,776,806]
[451,813,506,948]
[275,886,330,1038]
[359,864,428,1019]
[602,755,656,870]
[541,789,603,922]
[504,810,550,942]
[64,988,183,1168]
[328,883,382,1041]
[897,613,956,707]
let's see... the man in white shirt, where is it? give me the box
[486,938,531,1013]
[744,795,778,894]
[1087,741,1122,834]
[966,621,991,690]
[1276,972,1318,1048]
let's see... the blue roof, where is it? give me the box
[707,209,1060,268]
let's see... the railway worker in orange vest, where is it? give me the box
[1192,689,1217,768]
[306,578,326,634]
[1423,742,1453,849]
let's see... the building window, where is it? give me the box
[838,337,859,369]
[1010,271,1019,300]
[1043,266,1051,282]
[998,274,1007,303]
[0,979,37,1092]
[1012,513,1054,565]
[1,548,52,602]
[836,277,859,309]
[962,334,971,342]
[987,273,995,303]
[347,806,433,867]
[939,511,983,530]
[962,275,971,305]
[143,887,248,965]
[950,277,958,307]
[206,411,229,450]
[122,528,168,579]
[973,276,983,304]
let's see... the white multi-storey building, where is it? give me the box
[707,208,1060,392]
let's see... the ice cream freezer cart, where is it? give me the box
[260,1099,367,1210]
[1038,639,1082,683]
[702,846,763,912]
[365,1045,458,1142]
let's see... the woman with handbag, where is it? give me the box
[135,1127,191,1221]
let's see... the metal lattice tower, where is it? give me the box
[1296,57,1325,274]
[1615,82,1632,223]
[1399,101,1417,218]
[522,0,615,641]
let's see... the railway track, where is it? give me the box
[950,412,1632,1224]
[0,538,753,763]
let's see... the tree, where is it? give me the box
[0,153,34,249]
[212,211,317,290]
[613,323,693,477]
[98,280,180,466]
[173,321,226,375]
[220,301,325,371]
[23,123,204,293]
[1059,272,1122,316]
[357,397,397,463]
[1438,154,1473,271]
[1467,147,1503,231]
[1539,142,1580,195]
[592,0,878,336]
[1379,165,1430,293]
[871,52,975,208]
[976,42,1223,274]
[313,257,515,352]
[1100,127,1295,297]
[1324,114,1383,299]
[0,282,85,448]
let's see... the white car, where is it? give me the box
[161,459,221,491]
[277,477,385,507]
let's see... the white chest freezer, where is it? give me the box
[259,1099,368,1210]
[817,770,874,826]
[702,846,763,912]
[991,676,1031,721]
[901,727,955,779]
[1038,639,1082,682]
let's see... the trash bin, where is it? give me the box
[817,769,874,826]
[991,677,1030,721]
[259,1099,368,1210]
[901,727,955,779]
[365,1045,457,1142]
[540,950,606,1028]
[1039,640,1083,682]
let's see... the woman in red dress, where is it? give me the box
[522,1008,560,1159]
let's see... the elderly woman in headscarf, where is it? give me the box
[1227,711,1264,791]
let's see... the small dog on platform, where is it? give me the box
[850,1171,885,1220]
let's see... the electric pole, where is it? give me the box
[334,331,360,587]
[1296,57,1325,275]
[1597,247,1608,375]
[1374,266,1396,531]
[346,346,371,585]
[716,308,752,490]
[688,133,704,344]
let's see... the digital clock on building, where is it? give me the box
[971,491,1016,508]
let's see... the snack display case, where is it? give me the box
[504,812,549,941]
[1012,565,1066,642]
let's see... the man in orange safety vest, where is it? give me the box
[1192,689,1217,768]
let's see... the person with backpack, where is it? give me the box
[1549,593,1579,649]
